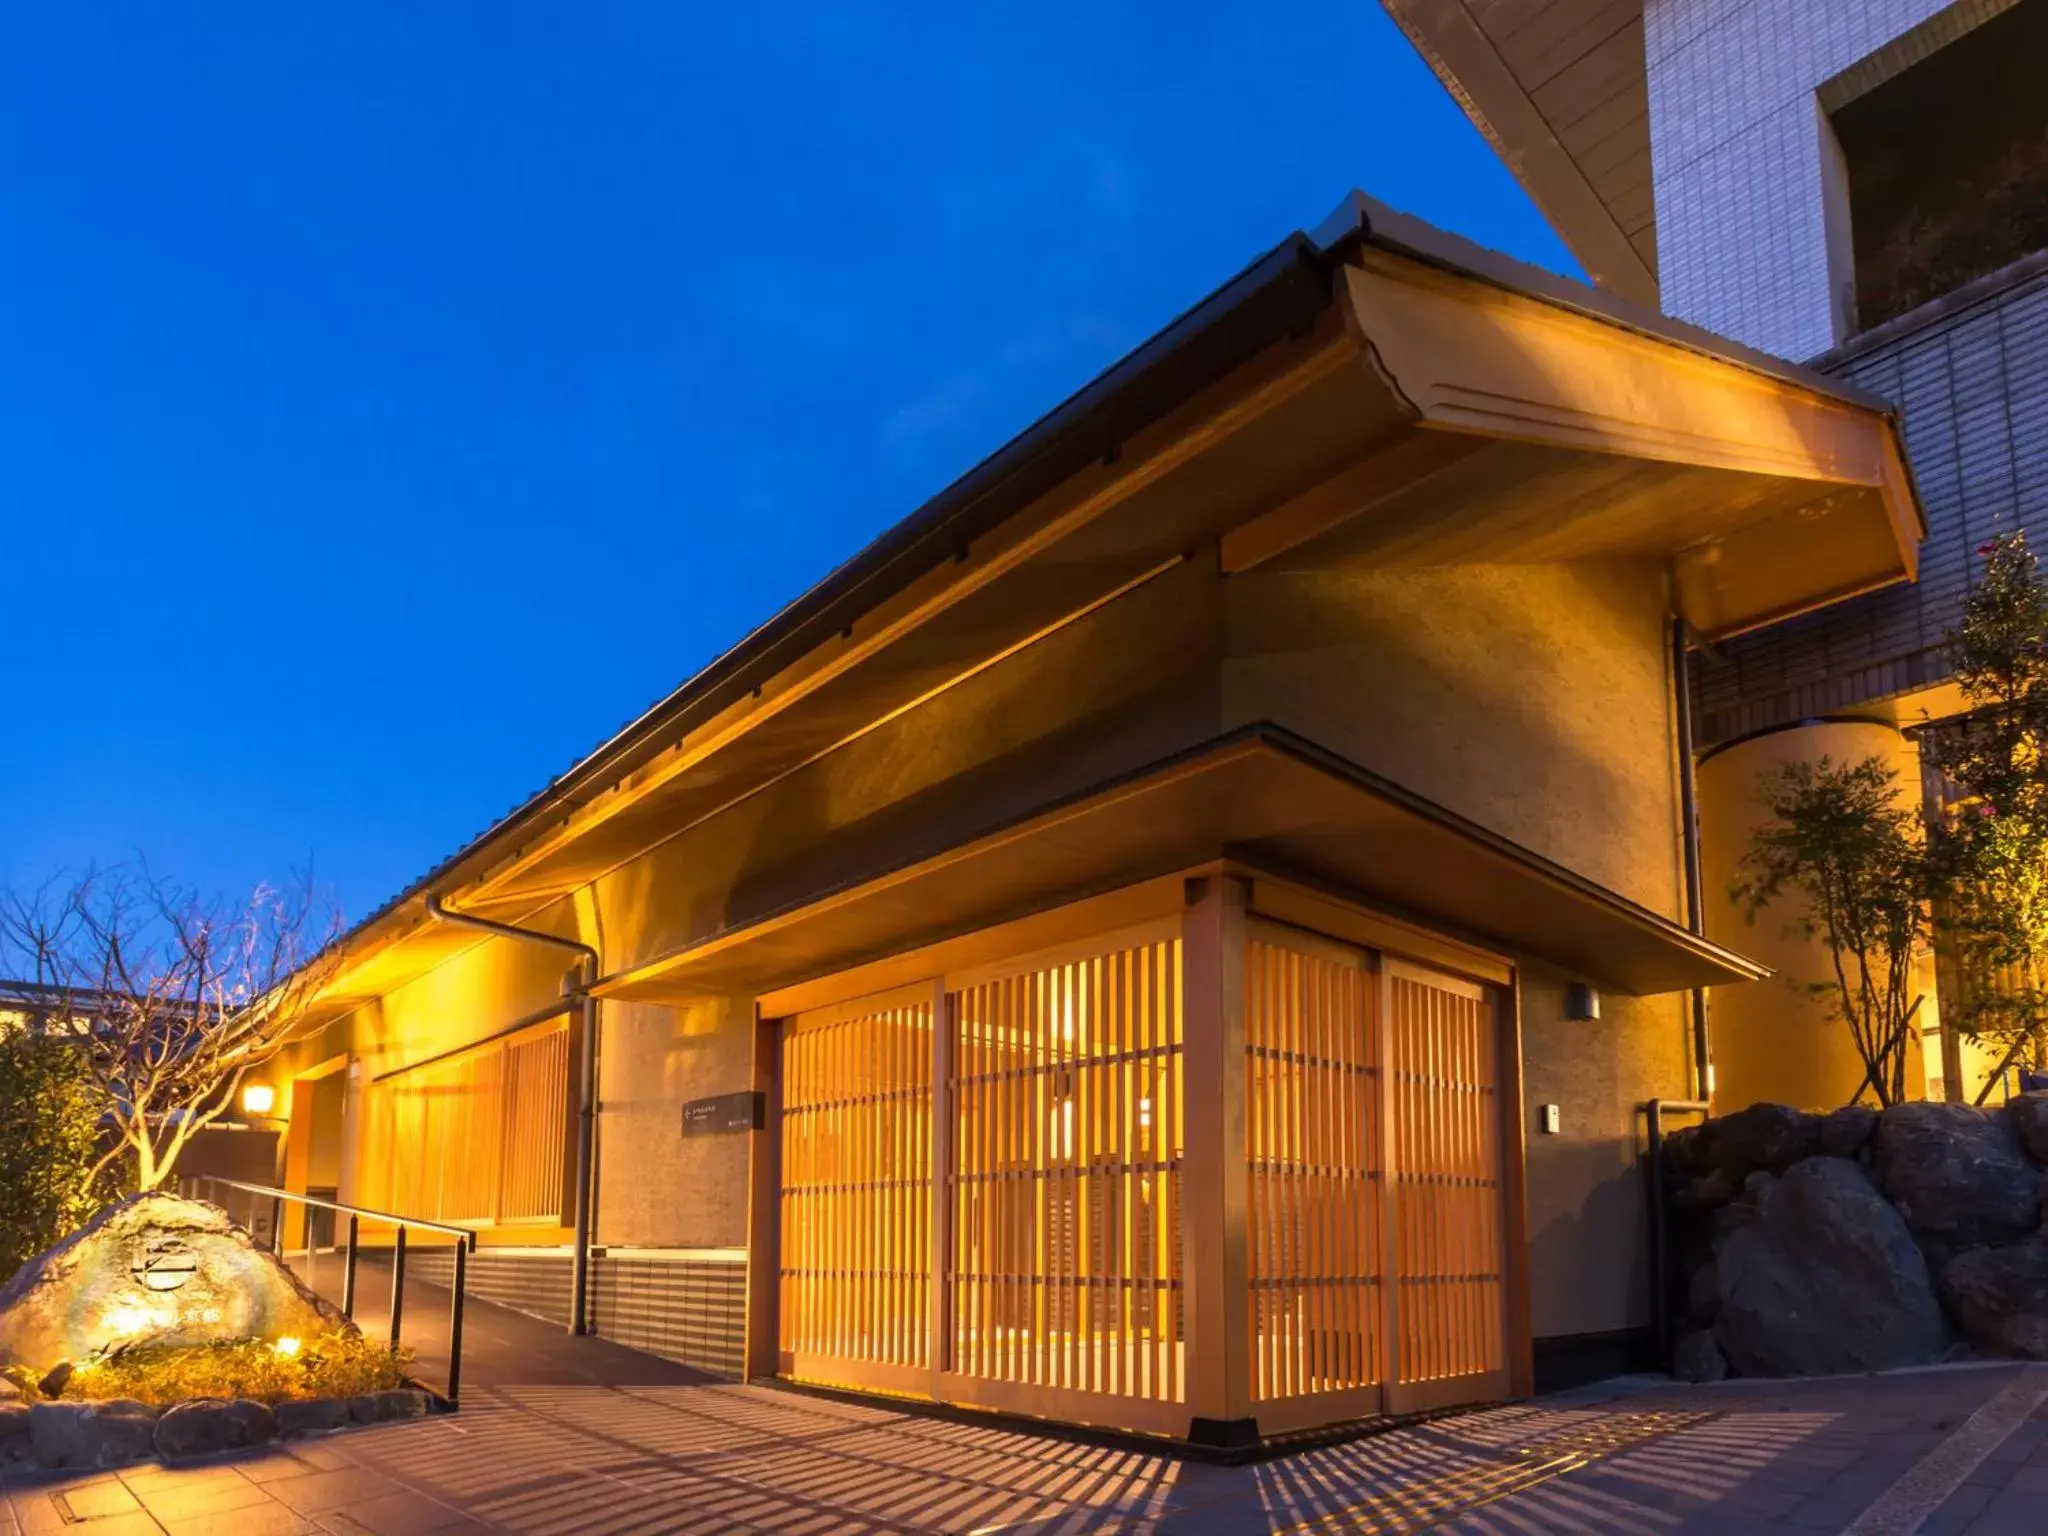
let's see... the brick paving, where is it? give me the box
[10,1329,2048,1532]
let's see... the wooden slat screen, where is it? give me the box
[778,993,934,1385]
[1245,932,1382,1403]
[501,1028,570,1221]
[947,934,1184,1407]
[364,1021,569,1227]
[1388,967,1504,1386]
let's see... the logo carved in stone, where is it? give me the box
[131,1236,199,1293]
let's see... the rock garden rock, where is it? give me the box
[85,1400,159,1466]
[370,1388,429,1421]
[1869,1102,2039,1257]
[152,1397,277,1460]
[1940,1240,2048,1358]
[274,1396,350,1437]
[2008,1093,2048,1163]
[0,1403,26,1464]
[25,1402,87,1468]
[1821,1103,1879,1159]
[1714,1156,1947,1376]
[1673,1329,1727,1383]
[0,1192,351,1373]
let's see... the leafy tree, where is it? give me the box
[1921,531,2048,1096]
[0,1022,125,1279]
[1734,755,1929,1106]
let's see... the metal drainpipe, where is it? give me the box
[1671,616,1713,1104]
[424,895,600,1336]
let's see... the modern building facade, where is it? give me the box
[1388,0,2048,1111]
[252,196,1920,1438]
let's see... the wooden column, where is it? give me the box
[1180,873,1254,1444]
[928,979,953,1396]
[1500,974,1534,1398]
[742,1006,782,1380]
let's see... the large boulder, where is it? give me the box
[1821,1104,1879,1159]
[1714,1157,1947,1376]
[0,1193,350,1374]
[1687,1103,1824,1185]
[1869,1102,2039,1257]
[1673,1330,1727,1383]
[1940,1240,2048,1358]
[2010,1093,2048,1164]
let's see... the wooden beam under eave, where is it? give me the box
[1218,430,1484,574]
[1341,254,1907,488]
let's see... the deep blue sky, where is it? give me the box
[0,4,1576,924]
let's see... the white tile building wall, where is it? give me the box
[1646,0,1954,360]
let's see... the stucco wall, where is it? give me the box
[1519,964,1689,1340]
[1220,557,1686,917]
[595,996,753,1249]
[1697,718,1932,1110]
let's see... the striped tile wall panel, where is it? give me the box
[589,1254,747,1379]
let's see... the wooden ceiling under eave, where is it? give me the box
[1380,0,1658,306]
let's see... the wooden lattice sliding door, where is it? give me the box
[1244,927,1508,1427]
[1246,926,1384,1428]
[1384,960,1507,1412]
[765,896,1510,1436]
[941,926,1185,1433]
[777,986,935,1395]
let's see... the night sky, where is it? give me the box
[0,4,1577,924]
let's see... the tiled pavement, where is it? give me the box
[10,1361,2048,1532]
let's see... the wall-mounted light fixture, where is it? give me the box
[1565,982,1601,1022]
[240,1083,276,1116]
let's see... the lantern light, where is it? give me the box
[241,1083,276,1116]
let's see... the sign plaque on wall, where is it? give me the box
[682,1091,764,1136]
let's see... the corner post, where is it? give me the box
[1180,872,1255,1446]
[743,1005,783,1380]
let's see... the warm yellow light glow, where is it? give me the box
[104,1306,153,1337]
[241,1083,276,1116]
[272,1336,301,1357]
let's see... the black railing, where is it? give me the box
[1643,1098,1711,1370]
[186,1175,476,1406]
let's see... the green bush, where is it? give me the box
[49,1334,409,1406]
[0,1028,124,1282]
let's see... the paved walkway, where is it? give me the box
[287,1257,711,1394]
[11,1357,2048,1532]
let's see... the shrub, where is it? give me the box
[0,1027,125,1280]
[35,1333,409,1406]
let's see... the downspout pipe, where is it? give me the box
[424,895,600,1336]
[1671,617,1713,1104]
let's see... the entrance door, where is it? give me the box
[1246,927,1508,1430]
[776,985,935,1397]
[939,926,1185,1433]
[772,914,1508,1437]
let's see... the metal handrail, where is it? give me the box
[190,1175,473,1406]
[195,1178,479,1246]
[1644,1098,1712,1370]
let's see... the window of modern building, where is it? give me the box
[1831,0,2048,333]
